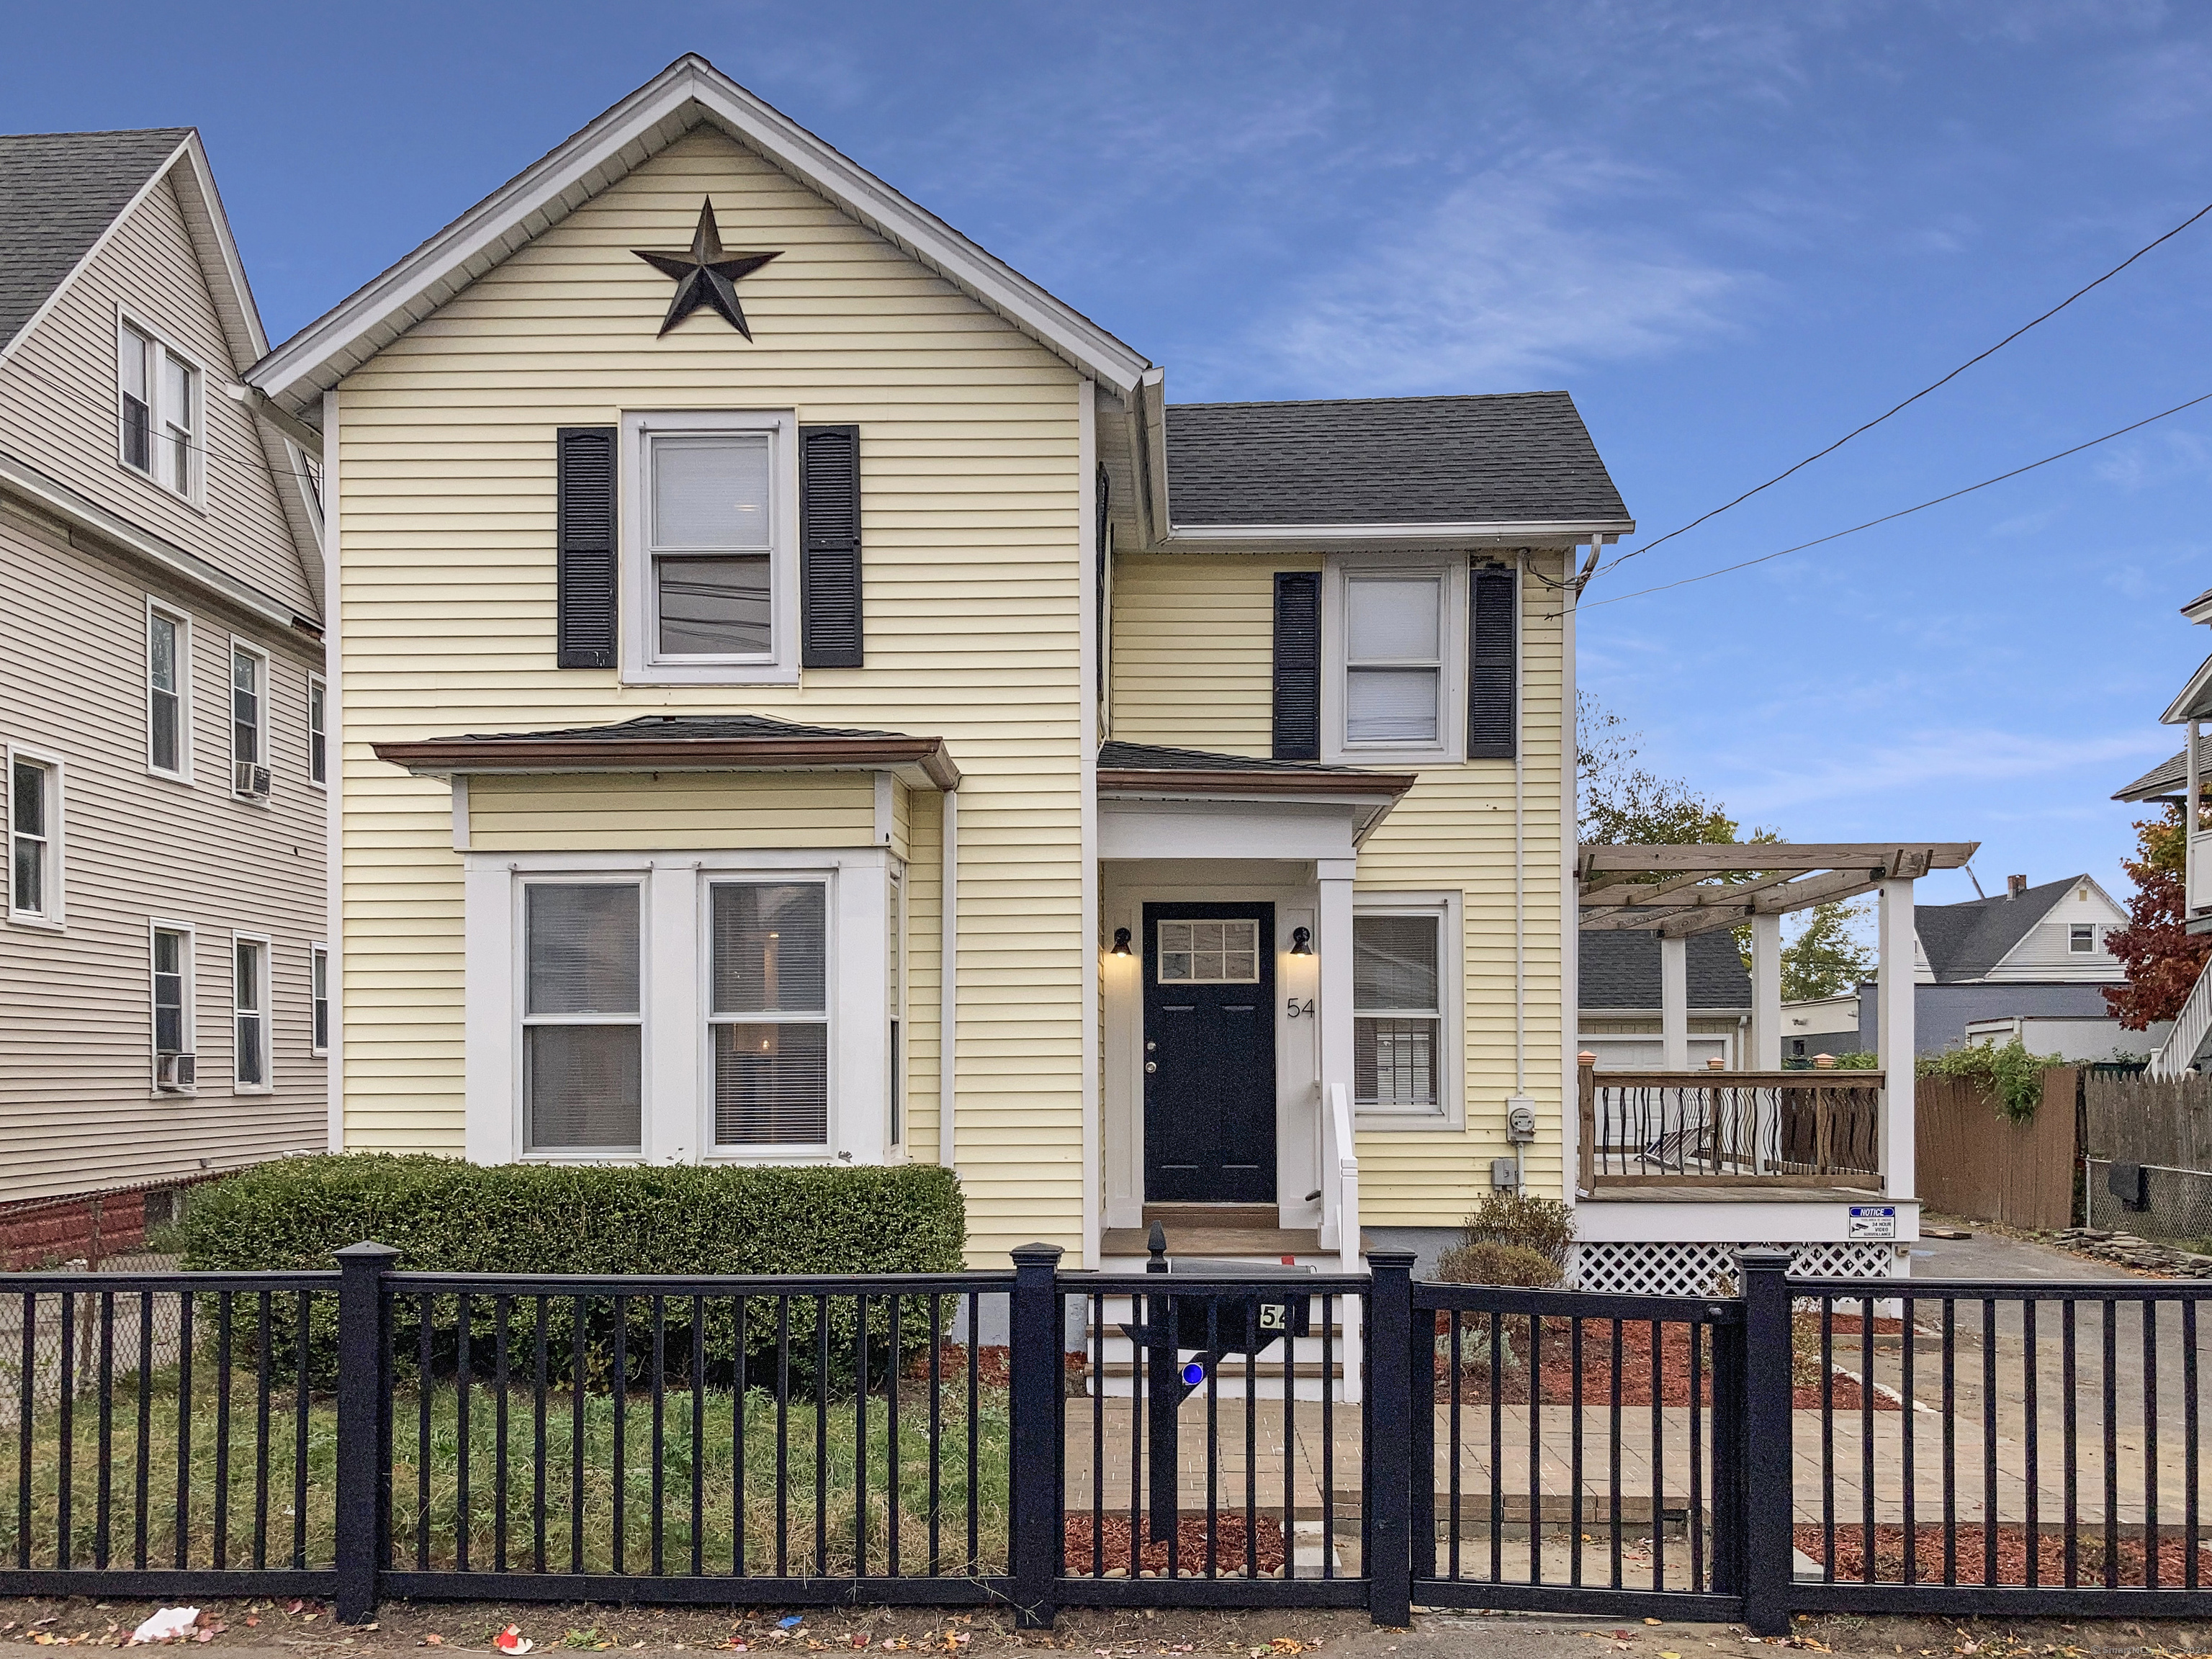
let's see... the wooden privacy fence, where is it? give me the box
[2085,1071,2212,1168]
[1914,1069,2077,1231]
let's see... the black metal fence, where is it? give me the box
[3,1244,2209,1630]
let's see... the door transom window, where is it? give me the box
[1156,919,1259,984]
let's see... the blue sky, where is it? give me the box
[9,1,2209,912]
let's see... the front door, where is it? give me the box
[1142,902,1277,1204]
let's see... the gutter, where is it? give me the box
[373,733,961,791]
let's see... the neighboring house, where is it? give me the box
[1577,930,1749,1069]
[240,57,1630,1275]
[1778,992,1861,1061]
[1855,874,2132,1055]
[0,129,328,1259]
[2123,585,2212,1076]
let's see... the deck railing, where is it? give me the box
[1577,1066,1884,1191]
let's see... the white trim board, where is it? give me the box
[247,55,1152,416]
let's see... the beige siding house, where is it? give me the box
[246,58,1634,1269]
[0,129,328,1256]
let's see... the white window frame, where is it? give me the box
[461,848,890,1168]
[146,598,193,783]
[306,675,328,789]
[115,308,204,506]
[1321,556,1469,765]
[2069,923,2096,954]
[231,930,273,1093]
[310,942,331,1057]
[150,920,197,1090]
[1349,890,1464,1129]
[701,875,835,1158]
[6,745,64,930]
[516,873,647,1159]
[229,637,270,793]
[619,410,801,687]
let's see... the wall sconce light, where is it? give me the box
[1110,927,1133,956]
[1289,926,1313,956]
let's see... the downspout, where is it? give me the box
[1511,550,1528,1192]
[938,788,958,1174]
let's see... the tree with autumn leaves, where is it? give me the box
[2102,804,2212,1028]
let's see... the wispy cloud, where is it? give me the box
[1226,151,1749,395]
[1714,727,2172,817]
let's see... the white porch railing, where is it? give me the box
[1576,1064,1885,1190]
[2150,953,2212,1079]
[2192,828,2212,917]
[1316,1081,1361,1272]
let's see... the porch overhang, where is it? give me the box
[372,713,960,791]
[1097,740,1413,853]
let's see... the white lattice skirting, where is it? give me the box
[1571,1239,1899,1296]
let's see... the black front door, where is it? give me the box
[1142,902,1277,1204]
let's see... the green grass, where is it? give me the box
[0,1369,1012,1578]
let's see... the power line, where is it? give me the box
[1600,194,2212,575]
[1576,387,2212,611]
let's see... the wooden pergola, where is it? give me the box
[1578,842,1977,937]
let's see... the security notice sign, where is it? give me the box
[1848,1205,1898,1241]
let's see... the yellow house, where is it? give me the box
[244,57,1637,1271]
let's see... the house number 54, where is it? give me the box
[1286,998,1314,1018]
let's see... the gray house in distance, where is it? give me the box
[1856,873,2135,1056]
[1578,930,1750,1069]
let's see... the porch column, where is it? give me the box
[1659,934,1688,1070]
[1876,877,1916,1200]
[1316,858,1357,1105]
[1749,911,1782,1071]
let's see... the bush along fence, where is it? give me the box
[4,1246,2211,1630]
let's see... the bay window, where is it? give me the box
[522,882,642,1152]
[709,881,830,1146]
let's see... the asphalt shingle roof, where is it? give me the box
[452,714,913,744]
[2114,749,2189,803]
[1098,739,1377,775]
[1578,930,1751,1012]
[0,129,189,354]
[1915,875,2085,984]
[1164,392,1629,528]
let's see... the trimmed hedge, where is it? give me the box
[179,1155,966,1276]
[179,1156,967,1390]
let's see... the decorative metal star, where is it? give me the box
[631,199,781,338]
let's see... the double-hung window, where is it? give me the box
[621,412,799,684]
[1353,906,1449,1116]
[233,934,270,1089]
[1325,560,1466,763]
[2069,924,2095,953]
[231,643,268,795]
[151,924,194,1069]
[148,603,190,779]
[8,752,60,925]
[117,319,199,498]
[310,944,331,1054]
[709,881,830,1146]
[522,882,643,1152]
[307,677,328,786]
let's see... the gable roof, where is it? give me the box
[2114,748,2189,804]
[1578,930,1750,1012]
[249,55,1152,421]
[1915,875,2087,984]
[0,128,192,357]
[1164,392,1630,531]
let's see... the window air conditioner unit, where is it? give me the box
[156,1051,197,1091]
[234,761,271,798]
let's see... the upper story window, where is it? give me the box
[307,675,328,787]
[1322,559,1467,765]
[117,318,199,500]
[148,603,191,781]
[233,933,271,1090]
[621,411,799,685]
[231,642,269,797]
[2069,923,2095,953]
[8,752,61,927]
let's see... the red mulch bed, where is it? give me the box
[1797,1522,2212,1587]
[1431,1316,1897,1411]
[1063,1511,1287,1576]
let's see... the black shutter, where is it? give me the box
[1467,565,1517,760]
[1272,571,1321,760]
[800,423,863,668]
[555,427,618,668]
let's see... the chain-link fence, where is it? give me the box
[2083,1156,2212,1246]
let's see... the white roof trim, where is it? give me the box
[2162,651,2212,724]
[248,54,1152,415]
[1162,518,1632,552]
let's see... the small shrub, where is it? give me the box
[1916,1038,2065,1123]
[1457,1190,1575,1275]
[1434,1240,1560,1288]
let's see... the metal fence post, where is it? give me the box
[334,1241,398,1624]
[1364,1249,1416,1628]
[1008,1243,1064,1631]
[1735,1248,1796,1637]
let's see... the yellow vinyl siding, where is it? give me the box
[1110,547,1573,1220]
[467,772,877,853]
[335,129,1084,1261]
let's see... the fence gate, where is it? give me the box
[1408,1277,1748,1621]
